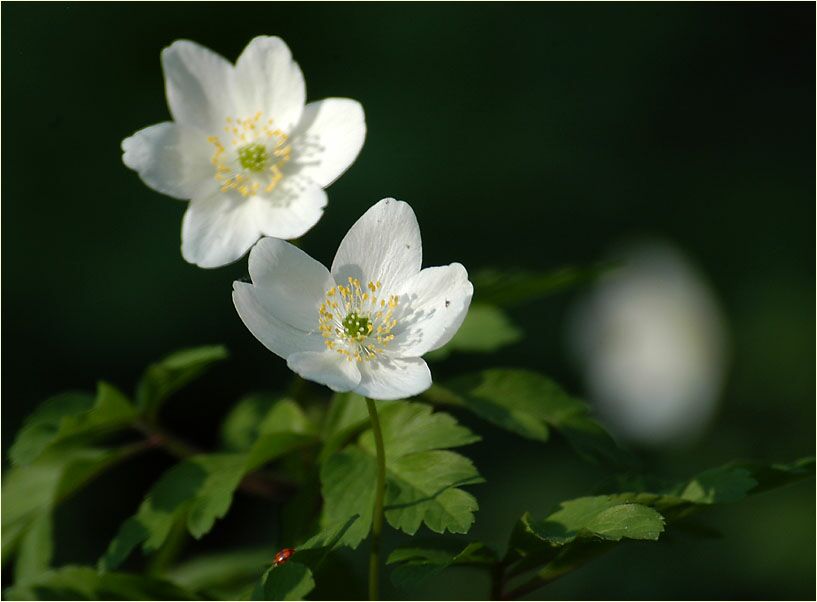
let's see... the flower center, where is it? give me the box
[237,142,269,172]
[342,312,372,340]
[318,277,399,363]
[207,112,292,198]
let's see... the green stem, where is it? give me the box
[365,397,386,601]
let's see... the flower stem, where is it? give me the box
[365,397,386,601]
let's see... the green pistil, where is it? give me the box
[238,143,269,172]
[343,313,371,339]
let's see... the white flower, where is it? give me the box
[122,36,366,268]
[568,242,728,446]
[233,198,473,400]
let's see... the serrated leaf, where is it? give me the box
[3,565,198,600]
[520,497,664,547]
[321,401,482,548]
[10,384,136,466]
[358,401,480,458]
[101,430,316,570]
[429,369,631,467]
[387,541,496,588]
[136,345,228,418]
[426,304,522,361]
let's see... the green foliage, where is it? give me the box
[101,399,318,570]
[101,443,315,570]
[13,513,53,585]
[4,566,198,600]
[251,516,359,601]
[318,392,396,464]
[165,547,275,599]
[511,497,665,551]
[387,541,496,588]
[496,457,815,597]
[136,345,228,418]
[9,384,136,466]
[597,457,816,521]
[321,401,483,548]
[426,304,522,361]
[2,446,137,580]
[4,336,813,601]
[427,369,631,467]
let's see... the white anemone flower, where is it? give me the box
[233,198,473,400]
[122,36,366,268]
[568,242,728,446]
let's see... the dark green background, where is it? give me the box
[3,3,814,599]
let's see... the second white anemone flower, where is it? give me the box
[123,36,366,268]
[233,198,473,400]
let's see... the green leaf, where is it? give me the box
[321,401,482,548]
[252,562,314,601]
[14,513,53,584]
[101,431,316,570]
[250,517,359,601]
[503,497,665,584]
[9,384,136,466]
[4,565,198,600]
[222,395,314,451]
[165,547,274,597]
[428,369,631,467]
[387,541,496,588]
[426,304,522,361]
[472,264,611,308]
[516,497,665,548]
[600,457,815,519]
[136,345,228,418]
[502,457,815,592]
[678,466,758,504]
[3,446,133,568]
[318,392,396,464]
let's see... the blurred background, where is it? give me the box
[2,3,814,599]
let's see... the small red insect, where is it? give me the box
[272,547,295,567]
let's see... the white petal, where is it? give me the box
[253,177,328,240]
[331,198,422,293]
[162,40,237,131]
[355,356,432,400]
[247,237,335,331]
[233,282,325,359]
[392,263,474,356]
[181,193,259,268]
[122,122,215,200]
[234,36,305,133]
[290,99,366,188]
[287,350,361,392]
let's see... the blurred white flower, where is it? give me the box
[123,36,366,268]
[568,242,728,445]
[234,198,473,400]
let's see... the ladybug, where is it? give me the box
[273,547,295,567]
